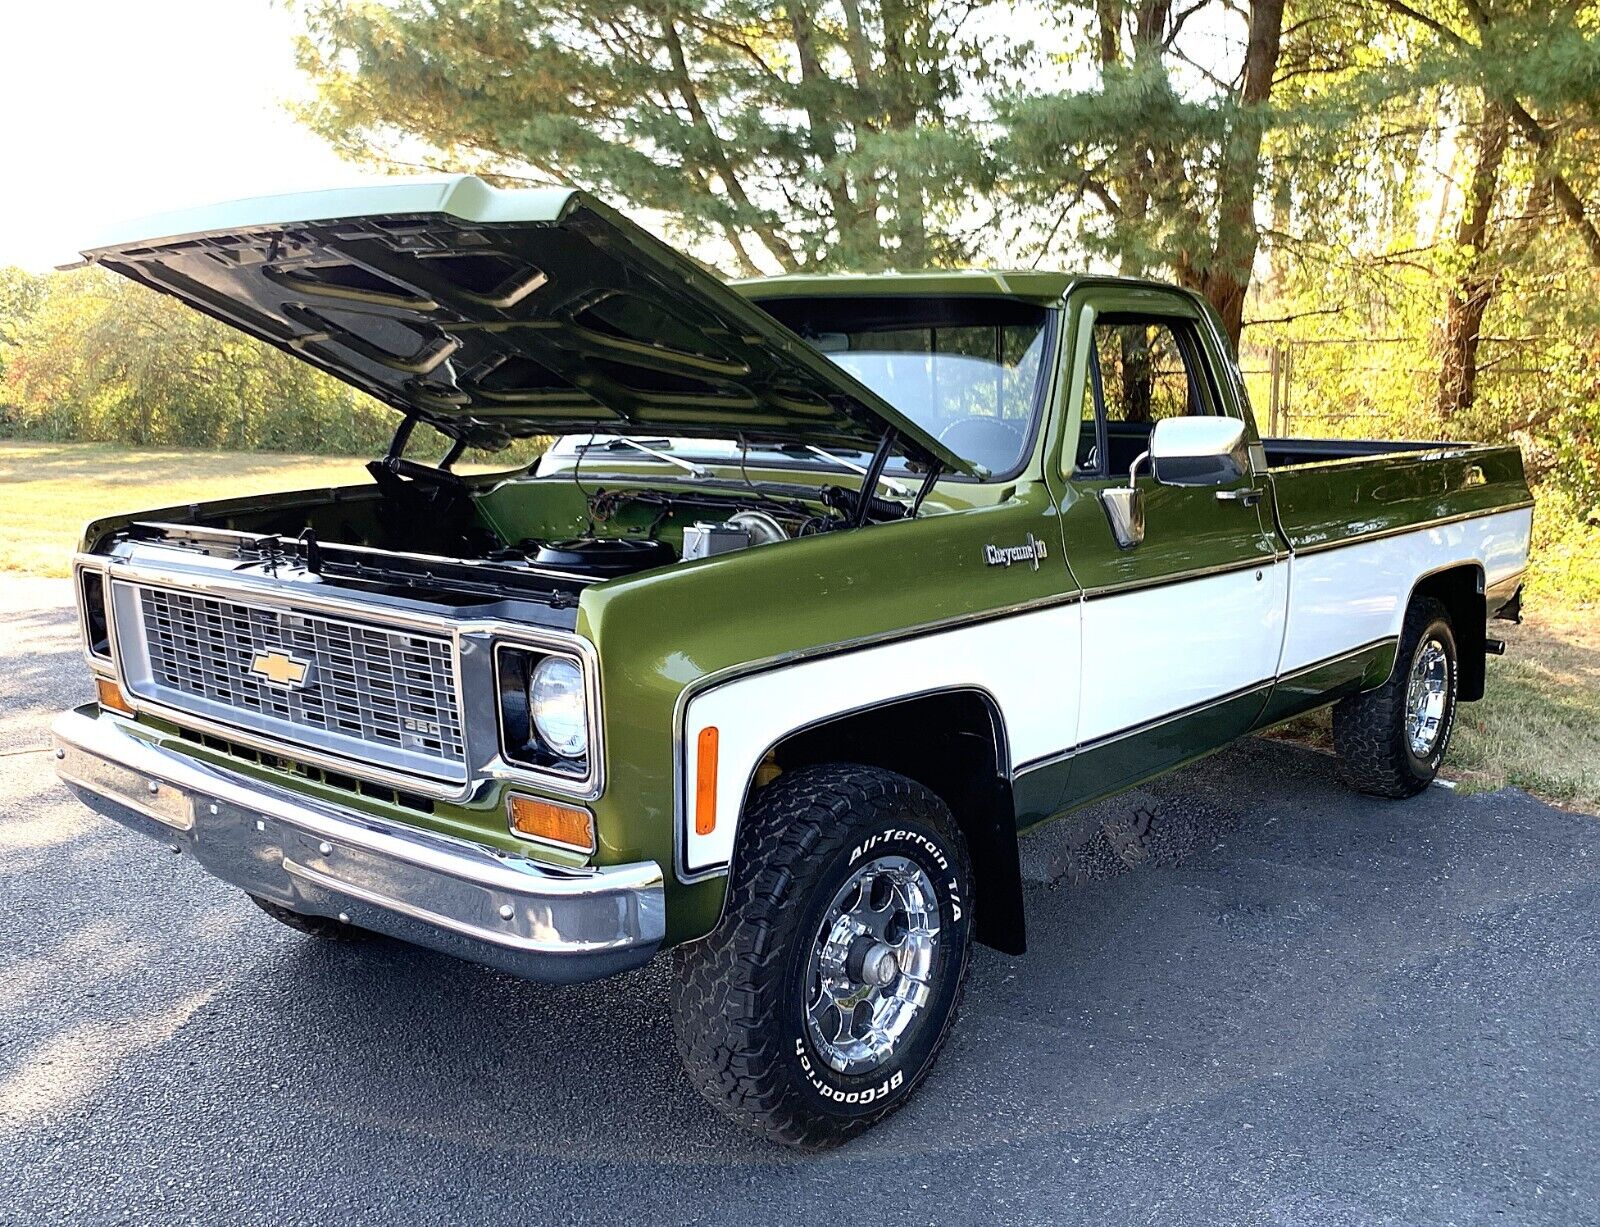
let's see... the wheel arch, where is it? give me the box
[1404,562,1487,701]
[737,687,1026,955]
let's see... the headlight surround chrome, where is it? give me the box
[494,644,594,781]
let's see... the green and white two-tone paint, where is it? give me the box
[53,177,1532,1148]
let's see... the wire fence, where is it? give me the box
[1235,336,1560,443]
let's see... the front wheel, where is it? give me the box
[1333,596,1459,798]
[671,764,973,1149]
[250,895,375,941]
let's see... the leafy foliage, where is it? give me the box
[3,0,1597,525]
[0,267,398,453]
[292,0,1031,272]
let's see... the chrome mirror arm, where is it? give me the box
[1128,449,1151,489]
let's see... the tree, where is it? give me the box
[0,268,397,453]
[0,267,46,349]
[1353,0,1600,422]
[997,0,1296,345]
[292,0,1030,273]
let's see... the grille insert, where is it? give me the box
[129,585,466,780]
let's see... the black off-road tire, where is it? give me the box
[1333,596,1459,798]
[250,895,375,941]
[671,764,974,1150]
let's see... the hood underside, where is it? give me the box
[79,177,972,473]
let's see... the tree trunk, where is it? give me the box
[879,0,928,266]
[839,0,883,243]
[1196,0,1286,348]
[661,17,800,272]
[1436,103,1508,419]
[789,1,867,262]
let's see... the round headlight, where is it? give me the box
[530,655,588,759]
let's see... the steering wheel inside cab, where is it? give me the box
[937,417,1026,475]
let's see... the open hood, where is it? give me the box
[79,177,973,474]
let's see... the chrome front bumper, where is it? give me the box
[51,707,664,984]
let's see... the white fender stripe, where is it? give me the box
[679,507,1532,879]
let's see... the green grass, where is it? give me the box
[0,441,374,576]
[0,440,517,576]
[1271,607,1600,811]
[5,439,1595,808]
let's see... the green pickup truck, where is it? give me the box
[54,177,1532,1148]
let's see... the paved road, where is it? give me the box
[2,580,1596,1226]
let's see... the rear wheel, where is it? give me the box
[249,895,375,941]
[1333,596,1459,798]
[671,764,973,1149]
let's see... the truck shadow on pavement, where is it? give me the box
[6,733,1598,1223]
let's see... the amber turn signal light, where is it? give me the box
[694,726,719,836]
[96,676,134,716]
[507,794,595,853]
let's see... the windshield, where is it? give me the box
[538,297,1053,479]
[762,296,1053,477]
[819,326,1048,475]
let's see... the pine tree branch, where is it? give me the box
[1374,0,1600,267]
[660,16,802,271]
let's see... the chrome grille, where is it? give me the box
[127,585,466,780]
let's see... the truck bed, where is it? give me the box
[1264,438,1532,606]
[1262,437,1464,468]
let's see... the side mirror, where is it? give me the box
[1100,484,1145,549]
[1148,416,1250,487]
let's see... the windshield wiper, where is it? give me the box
[799,445,910,497]
[578,436,711,479]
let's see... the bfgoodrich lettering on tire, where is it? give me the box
[670,763,973,1149]
[1333,596,1459,798]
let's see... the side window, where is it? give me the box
[1095,321,1199,423]
[1074,313,1219,477]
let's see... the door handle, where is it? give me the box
[1216,487,1264,507]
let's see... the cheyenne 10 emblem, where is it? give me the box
[248,650,312,689]
[984,533,1049,571]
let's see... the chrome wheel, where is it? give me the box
[1405,636,1451,758]
[804,855,941,1076]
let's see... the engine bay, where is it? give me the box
[89,463,906,618]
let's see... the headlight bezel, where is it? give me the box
[493,642,597,787]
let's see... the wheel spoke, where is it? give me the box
[803,853,944,1076]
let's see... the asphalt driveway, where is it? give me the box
[2,579,1595,1225]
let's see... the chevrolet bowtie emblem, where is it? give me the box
[249,650,311,688]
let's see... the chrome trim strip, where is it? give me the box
[666,594,1083,885]
[1276,636,1397,683]
[1077,553,1281,603]
[1288,501,1534,556]
[72,558,116,675]
[1010,677,1273,778]
[52,708,660,983]
[1009,636,1400,778]
[491,639,600,807]
[1012,637,1404,777]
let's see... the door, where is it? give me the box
[1050,289,1287,808]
